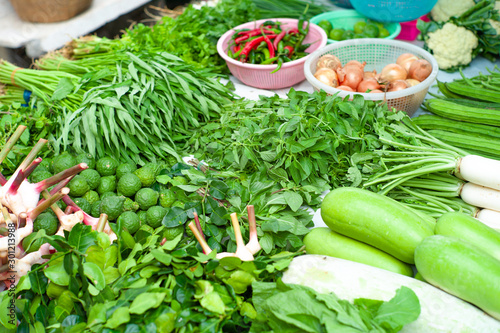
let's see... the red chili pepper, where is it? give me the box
[262,32,275,59]
[235,29,275,44]
[284,45,294,57]
[273,30,287,50]
[287,28,299,34]
[237,26,273,36]
[239,34,277,61]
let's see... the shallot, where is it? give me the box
[316,54,342,71]
[357,78,381,93]
[409,59,432,82]
[337,64,364,90]
[314,68,338,87]
[396,53,418,73]
[406,79,421,87]
[378,63,407,83]
[386,80,409,92]
[336,85,355,92]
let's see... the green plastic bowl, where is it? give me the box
[311,10,401,44]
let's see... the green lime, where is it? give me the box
[97,175,116,195]
[116,163,137,179]
[80,169,101,190]
[73,197,91,215]
[354,33,365,39]
[33,212,59,236]
[117,211,141,234]
[378,27,390,38]
[51,153,77,174]
[91,200,102,218]
[123,197,139,212]
[329,28,344,40]
[96,156,119,177]
[162,226,184,240]
[135,188,159,211]
[56,199,67,212]
[171,201,185,209]
[134,165,157,187]
[117,173,142,197]
[146,205,167,228]
[317,20,333,35]
[166,155,178,168]
[68,175,90,197]
[39,157,51,171]
[29,170,52,184]
[100,196,126,221]
[82,190,100,205]
[137,210,147,226]
[364,23,380,38]
[75,153,96,170]
[341,29,355,40]
[100,191,117,201]
[173,176,188,186]
[47,282,68,299]
[353,21,367,34]
[22,232,43,253]
[159,189,176,208]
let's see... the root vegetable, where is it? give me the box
[386,79,409,92]
[369,89,384,93]
[336,85,355,92]
[0,243,50,287]
[363,70,377,79]
[406,79,421,87]
[396,53,419,73]
[460,183,500,211]
[456,155,500,190]
[379,63,407,83]
[245,205,260,255]
[476,209,500,231]
[230,213,254,261]
[316,54,342,71]
[337,64,364,90]
[409,59,432,82]
[357,78,381,93]
[314,68,338,87]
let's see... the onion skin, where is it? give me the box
[364,70,377,79]
[409,59,432,82]
[345,60,366,69]
[316,54,342,71]
[337,64,364,90]
[314,68,339,87]
[406,79,421,87]
[369,89,384,93]
[379,63,407,83]
[386,79,409,92]
[357,78,381,93]
[336,85,355,92]
[396,53,418,73]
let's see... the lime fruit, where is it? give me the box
[135,188,159,210]
[123,197,139,212]
[378,27,390,38]
[116,163,137,179]
[75,153,96,170]
[162,226,184,240]
[117,173,142,197]
[364,23,380,38]
[33,212,59,236]
[96,156,119,177]
[68,175,90,197]
[80,169,101,190]
[29,170,52,184]
[73,197,91,215]
[353,21,367,34]
[82,190,100,205]
[134,164,158,187]
[146,205,167,228]
[318,19,333,35]
[159,189,176,208]
[51,153,77,174]
[341,29,355,40]
[100,191,117,201]
[117,211,141,234]
[329,28,344,40]
[97,175,116,195]
[91,200,102,218]
[100,196,126,221]
[137,210,147,226]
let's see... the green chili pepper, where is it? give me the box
[262,48,270,60]
[249,49,256,64]
[278,40,284,53]
[270,57,284,74]
[228,50,234,58]
[261,56,279,64]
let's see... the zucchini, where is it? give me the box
[303,227,413,276]
[282,255,500,332]
[320,187,434,264]
[435,211,500,262]
[425,99,500,126]
[415,235,500,320]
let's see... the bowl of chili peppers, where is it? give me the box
[217,18,328,90]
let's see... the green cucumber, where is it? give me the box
[320,187,434,264]
[435,211,500,261]
[415,235,500,321]
[303,227,413,276]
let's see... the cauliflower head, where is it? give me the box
[430,0,475,22]
[490,1,500,34]
[426,23,478,70]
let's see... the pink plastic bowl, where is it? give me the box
[217,18,328,90]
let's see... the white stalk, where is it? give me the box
[456,155,500,191]
[0,243,50,286]
[0,217,32,251]
[460,182,500,211]
[475,209,500,231]
[230,213,254,261]
[245,205,261,255]
[188,222,212,255]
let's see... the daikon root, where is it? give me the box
[456,155,500,191]
[476,209,500,231]
[460,182,500,212]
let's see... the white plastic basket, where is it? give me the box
[304,38,439,116]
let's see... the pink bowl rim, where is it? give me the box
[217,18,328,70]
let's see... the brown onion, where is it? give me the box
[314,68,339,87]
[336,85,355,92]
[364,70,377,79]
[345,60,366,69]
[316,54,342,71]
[379,63,407,83]
[409,59,432,82]
[369,89,384,93]
[357,78,381,93]
[406,79,421,87]
[337,64,364,90]
[386,79,409,92]
[396,53,419,73]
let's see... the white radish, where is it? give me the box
[476,209,500,231]
[460,182,500,212]
[282,255,500,332]
[456,155,500,190]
